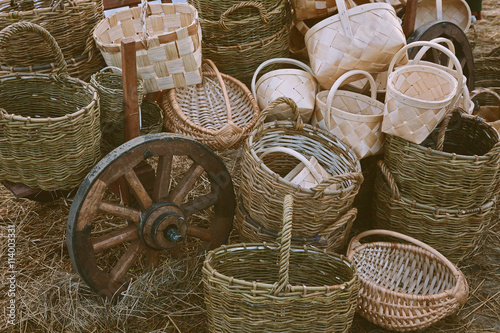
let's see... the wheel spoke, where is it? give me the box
[180,191,219,217]
[187,225,213,242]
[98,201,141,224]
[168,163,205,205]
[145,249,161,270]
[92,225,138,254]
[153,153,173,202]
[124,169,153,210]
[109,239,145,285]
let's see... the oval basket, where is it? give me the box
[204,195,359,333]
[0,22,100,191]
[414,0,471,33]
[346,229,469,332]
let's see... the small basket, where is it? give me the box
[93,0,202,93]
[415,0,471,33]
[346,229,469,332]
[471,88,500,132]
[312,70,385,159]
[204,195,359,333]
[162,59,260,151]
[251,58,318,123]
[0,22,100,191]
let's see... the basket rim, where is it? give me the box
[256,68,316,91]
[316,89,384,122]
[199,0,287,26]
[415,0,471,32]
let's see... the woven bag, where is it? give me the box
[204,194,359,333]
[304,0,407,89]
[415,0,471,33]
[346,229,469,332]
[472,88,500,132]
[382,41,463,144]
[162,59,260,151]
[251,58,318,123]
[0,22,100,191]
[93,0,202,93]
[312,70,385,159]
[240,97,363,237]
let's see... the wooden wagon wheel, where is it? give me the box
[66,133,235,299]
[407,21,475,91]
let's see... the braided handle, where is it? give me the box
[218,1,269,31]
[272,194,293,295]
[377,160,401,200]
[254,96,301,130]
[0,22,67,77]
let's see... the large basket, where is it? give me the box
[0,22,100,191]
[415,0,471,33]
[162,59,260,151]
[312,70,385,159]
[204,195,359,333]
[93,0,202,93]
[188,0,279,21]
[346,229,469,332]
[251,58,318,123]
[304,0,407,89]
[240,97,363,237]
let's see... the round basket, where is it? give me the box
[474,46,500,106]
[204,195,359,333]
[162,59,260,151]
[346,229,469,332]
[414,0,471,33]
[312,70,385,159]
[0,22,100,191]
[240,97,363,237]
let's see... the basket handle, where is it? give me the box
[324,70,377,129]
[377,159,401,200]
[334,0,354,38]
[254,96,302,130]
[100,66,123,73]
[140,0,151,47]
[260,147,324,184]
[411,37,456,69]
[471,87,500,108]
[218,1,270,31]
[251,58,315,100]
[0,22,67,77]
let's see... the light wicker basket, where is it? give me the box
[204,194,359,333]
[162,59,260,151]
[346,229,469,332]
[415,0,471,33]
[93,0,202,93]
[312,70,385,159]
[251,58,318,123]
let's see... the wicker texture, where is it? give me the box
[162,59,260,151]
[346,229,469,332]
[382,41,462,144]
[204,195,359,333]
[472,88,500,132]
[291,0,338,20]
[188,0,278,21]
[474,46,500,106]
[240,97,363,237]
[93,0,202,93]
[312,70,385,159]
[415,0,471,33]
[0,22,100,191]
[304,1,407,89]
[251,58,318,123]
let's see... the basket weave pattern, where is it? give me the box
[291,0,337,20]
[414,0,471,33]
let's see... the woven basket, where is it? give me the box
[312,70,385,159]
[204,194,359,333]
[240,97,363,237]
[93,0,202,93]
[346,229,469,331]
[188,0,278,21]
[291,0,338,20]
[304,0,407,89]
[382,41,462,144]
[251,58,318,123]
[472,88,500,132]
[162,59,260,151]
[0,22,100,191]
[415,0,471,33]
[474,46,500,106]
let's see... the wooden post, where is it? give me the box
[403,0,418,39]
[121,37,140,142]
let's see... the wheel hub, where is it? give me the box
[138,202,187,250]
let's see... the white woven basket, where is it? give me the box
[291,0,338,20]
[415,0,471,33]
[312,70,385,159]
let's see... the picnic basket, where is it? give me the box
[251,58,318,123]
[239,97,363,238]
[93,0,202,93]
[414,0,471,33]
[162,59,260,151]
[346,229,469,331]
[0,22,100,190]
[312,70,385,159]
[204,194,359,333]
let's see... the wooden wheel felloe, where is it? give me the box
[66,133,235,299]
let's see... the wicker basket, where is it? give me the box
[291,0,338,20]
[204,194,359,333]
[162,59,260,151]
[471,88,500,132]
[251,58,318,123]
[346,229,469,332]
[0,22,100,191]
[474,46,500,106]
[240,97,363,237]
[415,0,471,33]
[93,0,202,93]
[312,70,385,159]
[304,0,407,89]
[188,0,279,21]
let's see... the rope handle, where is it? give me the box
[271,194,293,295]
[140,0,151,47]
[435,108,457,151]
[324,70,377,129]
[0,22,67,77]
[218,1,269,31]
[377,160,401,200]
[50,0,76,11]
[202,59,234,124]
[251,58,316,100]
[254,97,302,130]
